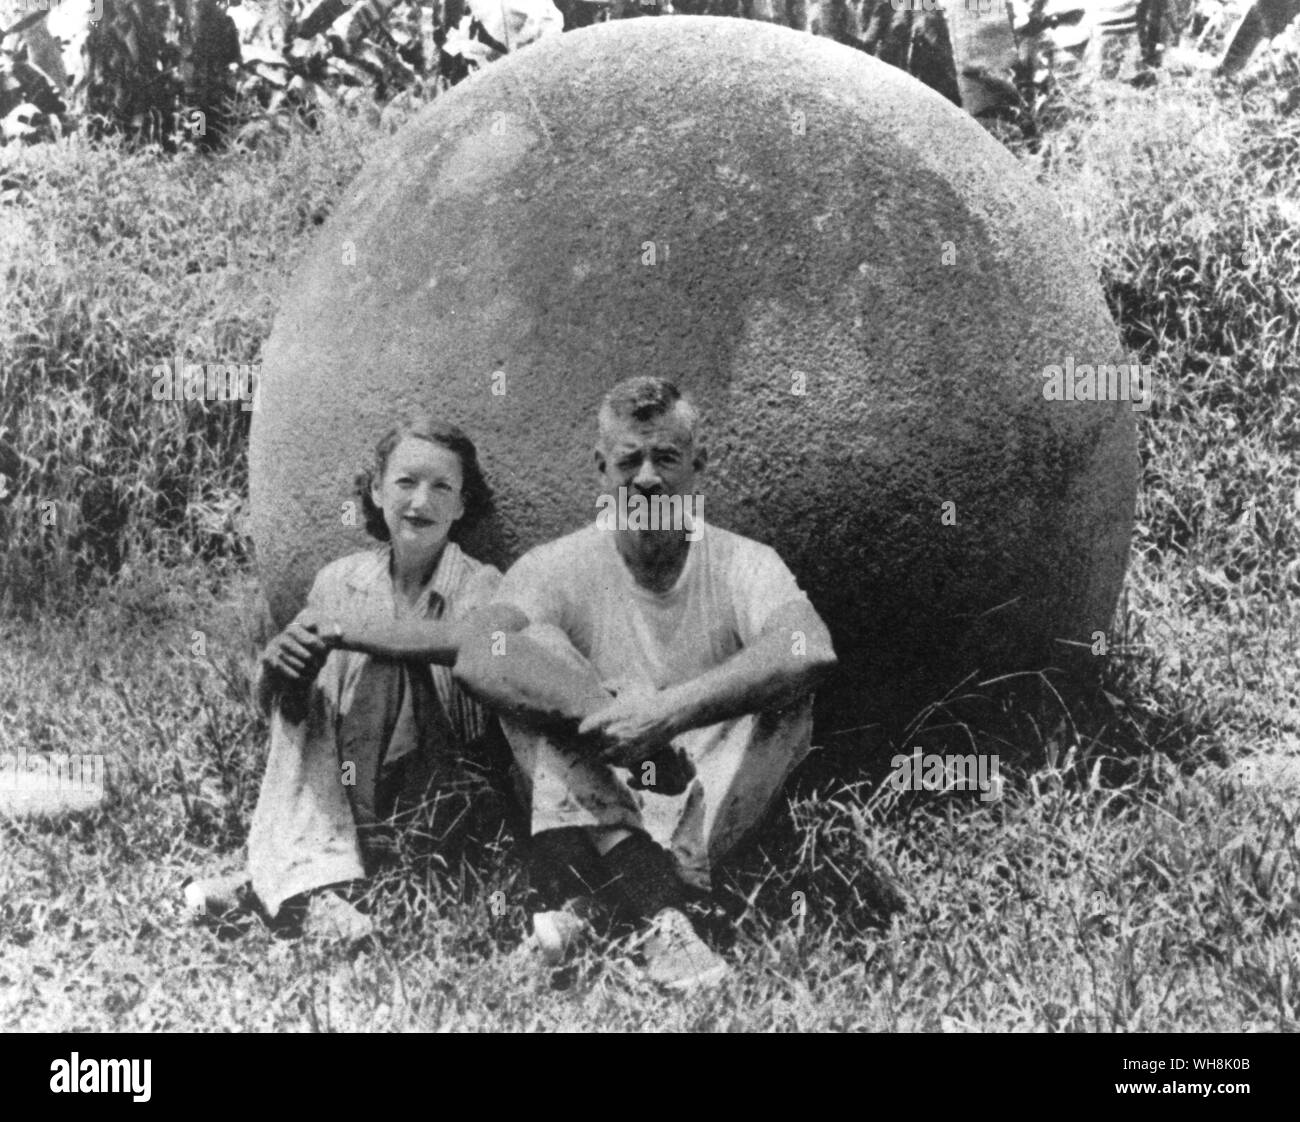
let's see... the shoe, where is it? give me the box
[513,896,599,967]
[182,872,252,920]
[642,907,728,992]
[302,888,375,945]
[530,901,596,966]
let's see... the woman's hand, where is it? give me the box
[259,612,333,684]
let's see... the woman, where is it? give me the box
[186,417,504,940]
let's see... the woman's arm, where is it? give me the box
[252,565,338,717]
[251,611,463,719]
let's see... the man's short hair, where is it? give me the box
[598,376,701,449]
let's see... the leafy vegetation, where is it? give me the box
[1,0,1083,149]
[1,0,451,148]
[0,106,384,605]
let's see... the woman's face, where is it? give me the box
[371,437,466,560]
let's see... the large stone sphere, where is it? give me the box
[250,16,1137,727]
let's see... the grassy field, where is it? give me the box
[1,70,1298,1031]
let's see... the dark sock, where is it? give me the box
[602,832,687,919]
[528,828,607,911]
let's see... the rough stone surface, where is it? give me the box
[250,16,1137,726]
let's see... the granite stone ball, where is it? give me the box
[249,16,1137,724]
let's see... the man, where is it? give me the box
[454,376,837,990]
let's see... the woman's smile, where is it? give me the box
[371,438,467,567]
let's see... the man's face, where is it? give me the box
[595,408,703,501]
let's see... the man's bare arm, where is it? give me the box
[328,613,476,664]
[579,599,837,762]
[452,606,613,734]
[664,598,837,728]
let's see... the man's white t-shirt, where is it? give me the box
[494,520,811,689]
[494,520,818,885]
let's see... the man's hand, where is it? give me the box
[578,685,680,767]
[259,611,333,685]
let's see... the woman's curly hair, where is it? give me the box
[354,417,494,543]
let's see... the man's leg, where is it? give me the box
[527,827,607,909]
[477,625,668,902]
[489,622,649,865]
[503,708,660,914]
[599,830,692,918]
[491,628,729,985]
[638,701,815,890]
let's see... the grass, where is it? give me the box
[0,103,411,607]
[2,571,1295,1030]
[2,69,1299,1031]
